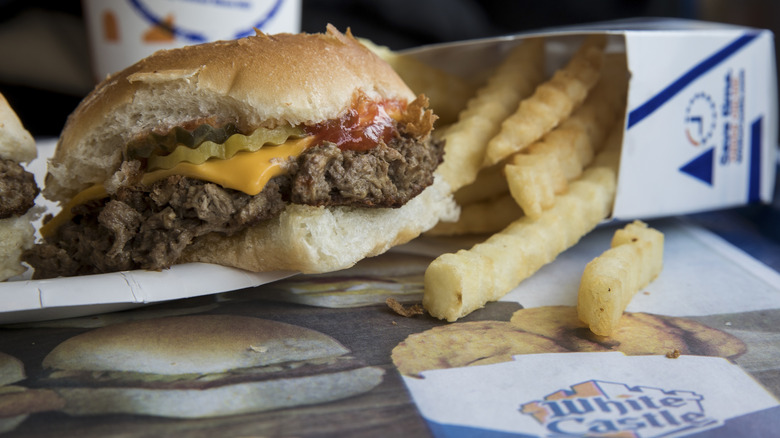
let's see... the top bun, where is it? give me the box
[45,25,416,203]
[0,93,36,163]
[42,315,351,375]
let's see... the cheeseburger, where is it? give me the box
[0,93,39,281]
[26,25,457,278]
[40,315,384,418]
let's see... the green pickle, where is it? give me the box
[146,124,303,171]
[127,124,239,159]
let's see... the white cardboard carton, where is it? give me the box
[404,18,778,220]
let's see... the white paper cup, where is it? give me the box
[82,0,302,81]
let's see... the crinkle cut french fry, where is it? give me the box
[505,154,567,220]
[483,35,607,167]
[505,53,628,219]
[577,221,664,336]
[505,120,592,220]
[423,165,617,322]
[437,38,545,192]
[426,194,522,237]
[509,122,615,221]
[524,124,592,182]
[559,53,629,153]
[525,53,628,180]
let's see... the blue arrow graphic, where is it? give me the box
[679,147,714,186]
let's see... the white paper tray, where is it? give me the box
[0,264,295,324]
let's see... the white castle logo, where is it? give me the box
[520,380,720,437]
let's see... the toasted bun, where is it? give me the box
[44,25,416,204]
[43,315,351,375]
[0,93,35,164]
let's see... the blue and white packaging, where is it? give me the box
[405,19,777,220]
[620,22,777,219]
[404,353,780,438]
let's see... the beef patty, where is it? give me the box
[0,158,39,219]
[25,135,443,278]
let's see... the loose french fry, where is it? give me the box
[423,164,617,321]
[505,154,567,219]
[453,164,508,205]
[426,194,522,237]
[483,35,607,167]
[436,38,545,192]
[359,37,476,126]
[577,221,665,336]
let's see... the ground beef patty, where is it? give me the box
[294,136,441,207]
[25,135,443,278]
[0,158,39,219]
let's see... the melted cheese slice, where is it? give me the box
[40,136,313,237]
[145,136,312,195]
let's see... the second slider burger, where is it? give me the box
[27,25,457,278]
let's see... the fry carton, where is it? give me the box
[403,18,777,220]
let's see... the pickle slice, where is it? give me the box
[126,124,241,160]
[147,125,304,171]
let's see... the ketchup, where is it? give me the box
[305,95,406,151]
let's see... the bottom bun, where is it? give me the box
[181,175,459,274]
[53,366,384,418]
[0,212,36,281]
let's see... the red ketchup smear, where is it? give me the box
[306,96,406,151]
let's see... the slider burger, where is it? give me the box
[26,25,457,278]
[40,315,384,418]
[0,351,64,432]
[0,93,39,281]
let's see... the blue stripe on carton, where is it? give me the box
[628,32,761,129]
[426,421,537,438]
[748,117,763,202]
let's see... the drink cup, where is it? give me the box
[82,0,301,81]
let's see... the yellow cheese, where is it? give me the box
[40,136,313,237]
[143,136,311,195]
